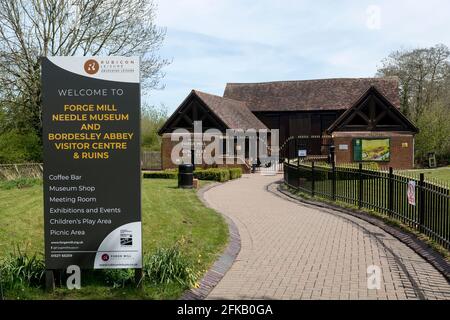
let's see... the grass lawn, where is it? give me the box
[403,166,450,184]
[0,178,228,299]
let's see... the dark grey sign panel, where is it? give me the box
[41,57,141,269]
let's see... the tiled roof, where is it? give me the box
[223,77,400,112]
[193,90,267,130]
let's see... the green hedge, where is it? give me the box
[229,168,242,180]
[194,169,230,182]
[143,167,243,183]
[143,171,178,179]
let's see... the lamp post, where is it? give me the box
[329,145,335,165]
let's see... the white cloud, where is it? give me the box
[148,0,450,112]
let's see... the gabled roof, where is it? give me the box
[193,91,267,130]
[326,86,419,134]
[158,90,267,134]
[223,77,400,112]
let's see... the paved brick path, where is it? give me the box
[204,174,450,300]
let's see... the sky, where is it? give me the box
[147,0,450,113]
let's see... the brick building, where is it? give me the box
[159,77,418,169]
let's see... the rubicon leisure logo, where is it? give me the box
[83,58,137,76]
[101,253,110,261]
[84,59,99,75]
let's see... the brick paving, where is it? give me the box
[204,174,450,300]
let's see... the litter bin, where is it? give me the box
[178,164,194,188]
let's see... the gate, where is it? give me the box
[280,135,333,162]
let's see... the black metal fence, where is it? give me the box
[284,161,450,249]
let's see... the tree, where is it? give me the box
[0,0,168,138]
[377,44,450,164]
[376,44,450,122]
[0,129,42,163]
[141,104,167,151]
[414,102,450,163]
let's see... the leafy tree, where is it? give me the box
[414,103,450,164]
[377,44,450,164]
[377,44,450,122]
[0,130,42,163]
[141,104,168,151]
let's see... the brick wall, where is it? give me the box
[161,135,178,169]
[332,132,415,169]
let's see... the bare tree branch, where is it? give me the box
[0,0,169,137]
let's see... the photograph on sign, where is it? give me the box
[353,138,390,162]
[41,57,142,269]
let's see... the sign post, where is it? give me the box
[41,57,142,286]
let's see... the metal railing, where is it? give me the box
[280,135,333,160]
[284,161,450,249]
[0,153,163,180]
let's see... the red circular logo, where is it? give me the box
[101,254,110,261]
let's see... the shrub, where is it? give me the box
[143,168,242,182]
[228,168,242,179]
[103,269,135,288]
[0,250,45,290]
[194,168,230,182]
[141,104,168,152]
[144,244,198,287]
[0,178,42,190]
[143,171,177,179]
[0,130,42,163]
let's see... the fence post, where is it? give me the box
[287,138,290,162]
[332,162,336,201]
[329,145,335,165]
[296,150,300,190]
[45,270,55,292]
[419,173,425,233]
[388,167,393,215]
[311,161,315,197]
[358,163,363,208]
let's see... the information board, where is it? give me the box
[41,57,141,269]
[353,138,390,162]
